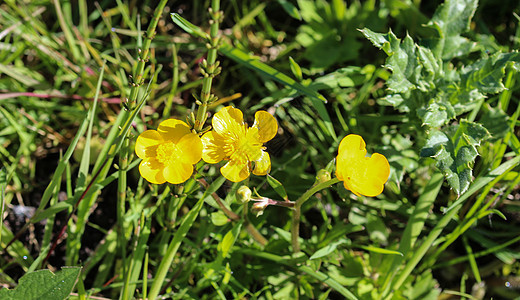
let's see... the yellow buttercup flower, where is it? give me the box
[135,119,202,184]
[336,134,390,197]
[201,106,277,182]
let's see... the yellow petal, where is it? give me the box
[346,158,387,197]
[163,162,193,184]
[252,151,271,176]
[139,158,166,184]
[157,119,191,143]
[244,127,263,161]
[337,134,366,165]
[201,131,228,163]
[177,132,202,164]
[368,153,391,185]
[220,159,250,182]
[335,134,390,197]
[135,130,162,159]
[253,111,278,143]
[212,106,245,138]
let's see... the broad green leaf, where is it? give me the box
[297,0,324,24]
[404,271,441,300]
[366,212,389,244]
[0,267,81,300]
[417,45,442,80]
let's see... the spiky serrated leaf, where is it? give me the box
[417,46,441,79]
[417,101,455,128]
[460,52,520,94]
[425,0,478,59]
[385,34,418,93]
[360,28,419,93]
[421,120,490,195]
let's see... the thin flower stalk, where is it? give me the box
[291,178,340,253]
[291,134,390,253]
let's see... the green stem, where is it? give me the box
[128,0,168,105]
[198,178,268,246]
[118,138,129,299]
[291,178,340,253]
[163,43,179,118]
[194,0,221,131]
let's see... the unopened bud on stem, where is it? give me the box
[236,186,252,203]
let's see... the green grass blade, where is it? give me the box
[390,155,520,293]
[147,196,206,300]
[122,214,151,300]
[381,172,443,296]
[238,249,359,300]
[0,168,5,245]
[462,235,481,283]
[218,43,336,139]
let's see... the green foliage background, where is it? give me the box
[0,0,520,299]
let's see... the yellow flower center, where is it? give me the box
[156,141,179,165]
[227,127,262,163]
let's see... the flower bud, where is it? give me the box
[316,169,331,184]
[236,186,252,203]
[251,200,269,217]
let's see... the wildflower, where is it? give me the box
[335,134,390,197]
[135,119,202,184]
[201,106,277,182]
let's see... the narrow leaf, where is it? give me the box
[355,245,403,256]
[277,0,302,20]
[170,13,206,39]
[266,174,289,201]
[218,222,242,258]
[218,43,336,139]
[310,238,348,260]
